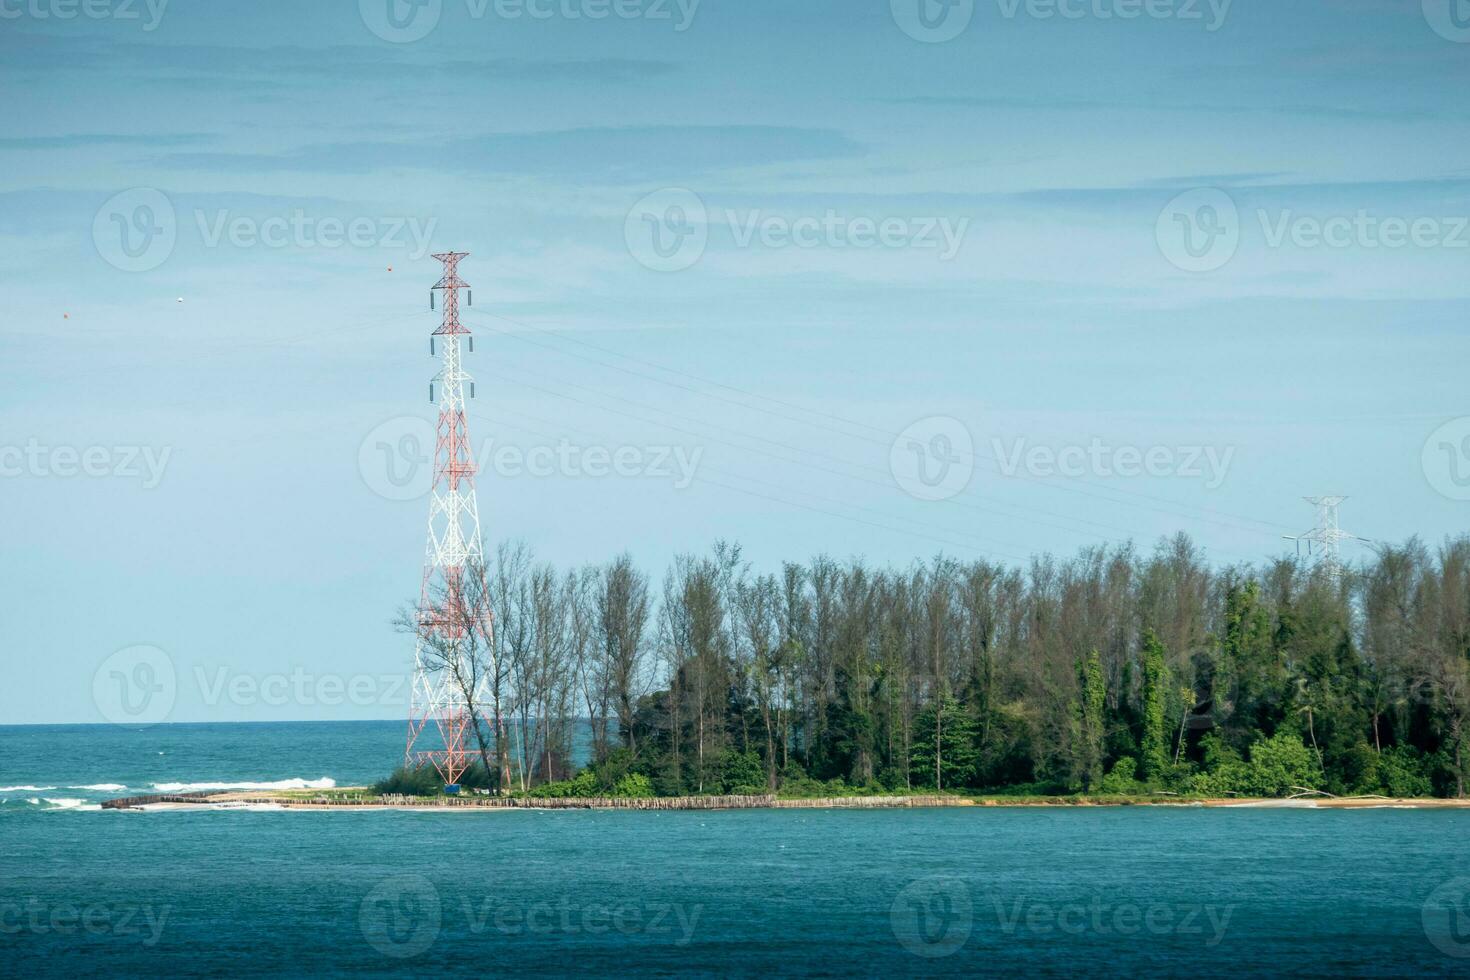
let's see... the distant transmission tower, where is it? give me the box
[1283,495,1362,588]
[405,251,495,790]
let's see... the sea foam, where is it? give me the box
[151,777,336,793]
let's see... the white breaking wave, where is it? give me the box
[151,777,336,793]
[70,783,128,792]
[0,785,57,792]
[41,798,100,811]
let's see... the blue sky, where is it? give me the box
[2,0,1468,723]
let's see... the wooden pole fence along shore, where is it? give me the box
[100,791,220,809]
[101,792,977,811]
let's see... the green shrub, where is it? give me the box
[372,765,443,797]
[1098,759,1147,796]
[720,751,765,793]
[1190,731,1322,797]
[1368,746,1434,798]
[1247,731,1323,796]
[526,768,600,798]
[612,772,654,798]
[876,766,907,791]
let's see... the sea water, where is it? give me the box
[2,722,1468,976]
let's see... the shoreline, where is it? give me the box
[100,790,1470,812]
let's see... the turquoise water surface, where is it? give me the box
[3,723,1468,976]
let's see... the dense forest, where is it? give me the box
[393,533,1470,800]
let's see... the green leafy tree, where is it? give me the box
[910,695,978,789]
[1074,649,1107,791]
[1140,630,1171,782]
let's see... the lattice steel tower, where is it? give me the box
[1284,495,1361,589]
[405,251,495,788]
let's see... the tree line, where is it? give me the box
[400,533,1470,799]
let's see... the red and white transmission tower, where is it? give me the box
[405,251,495,788]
